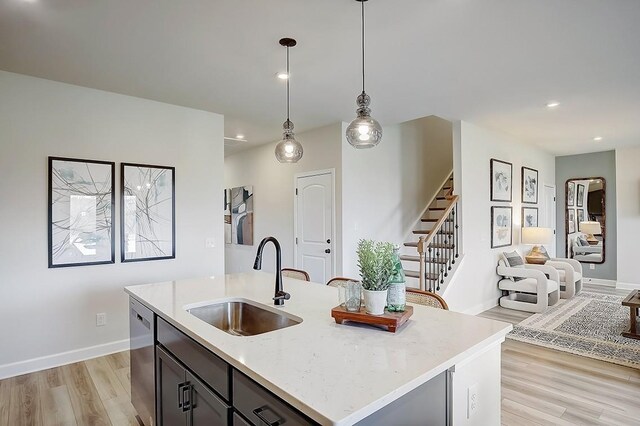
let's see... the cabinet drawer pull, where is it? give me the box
[253,405,283,426]
[182,382,192,412]
[177,383,183,409]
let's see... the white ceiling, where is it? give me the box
[1,0,639,156]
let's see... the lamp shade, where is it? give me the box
[521,227,554,245]
[579,221,602,235]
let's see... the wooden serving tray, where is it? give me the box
[331,305,413,333]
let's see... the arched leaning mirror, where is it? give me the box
[565,177,605,264]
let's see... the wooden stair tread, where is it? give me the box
[400,255,448,264]
[405,270,439,280]
[421,218,454,223]
[429,207,446,211]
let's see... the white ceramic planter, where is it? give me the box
[363,289,388,315]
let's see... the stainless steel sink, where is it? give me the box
[186,299,302,337]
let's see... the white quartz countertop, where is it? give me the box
[125,271,511,425]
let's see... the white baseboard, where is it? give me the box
[616,282,640,290]
[0,339,130,380]
[462,298,498,316]
[582,277,617,287]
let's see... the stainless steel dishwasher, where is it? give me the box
[130,297,155,426]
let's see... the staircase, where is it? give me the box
[400,173,460,292]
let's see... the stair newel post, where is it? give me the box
[417,236,425,292]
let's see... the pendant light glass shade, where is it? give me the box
[275,38,303,163]
[346,0,382,148]
[345,92,382,148]
[275,119,303,163]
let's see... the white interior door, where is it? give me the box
[542,184,557,257]
[295,171,334,284]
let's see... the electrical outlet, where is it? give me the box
[590,264,595,270]
[205,237,216,248]
[467,383,479,419]
[96,313,107,327]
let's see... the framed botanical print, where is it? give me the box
[568,209,576,233]
[577,184,585,208]
[491,206,513,248]
[577,209,585,226]
[522,207,539,228]
[567,181,575,207]
[121,163,175,262]
[521,167,538,204]
[490,159,512,202]
[48,157,115,268]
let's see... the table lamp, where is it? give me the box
[579,221,602,245]
[521,227,554,264]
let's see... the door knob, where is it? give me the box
[325,249,331,254]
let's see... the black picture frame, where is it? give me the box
[576,184,585,208]
[522,207,539,228]
[577,209,585,226]
[521,167,538,204]
[48,156,115,268]
[121,163,176,263]
[490,159,513,202]
[567,209,576,233]
[567,181,575,207]
[491,206,513,248]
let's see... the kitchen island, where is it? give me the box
[125,271,511,426]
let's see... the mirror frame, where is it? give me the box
[564,177,606,264]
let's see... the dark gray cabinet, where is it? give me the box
[151,316,448,426]
[233,370,314,426]
[156,345,230,425]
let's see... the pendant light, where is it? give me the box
[346,0,382,149]
[275,38,303,163]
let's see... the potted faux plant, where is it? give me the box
[357,239,395,315]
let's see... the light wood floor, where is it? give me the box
[1,284,638,425]
[479,284,640,426]
[0,351,137,426]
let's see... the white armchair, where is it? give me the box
[497,261,560,313]
[545,258,583,299]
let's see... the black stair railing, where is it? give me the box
[417,196,460,293]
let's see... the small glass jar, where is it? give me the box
[344,281,362,312]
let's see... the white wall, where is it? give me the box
[616,147,640,288]
[445,121,555,313]
[224,123,343,276]
[341,116,453,278]
[0,71,225,377]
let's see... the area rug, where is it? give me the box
[507,291,640,368]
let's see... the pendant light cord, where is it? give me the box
[286,45,290,121]
[361,0,365,94]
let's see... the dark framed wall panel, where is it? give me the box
[48,156,115,268]
[121,163,176,263]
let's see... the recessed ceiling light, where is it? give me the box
[277,72,289,80]
[593,136,603,141]
[546,101,560,108]
[236,134,245,140]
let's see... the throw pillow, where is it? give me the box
[501,251,525,281]
[578,236,589,246]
